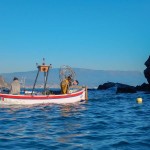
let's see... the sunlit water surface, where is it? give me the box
[0,89,150,150]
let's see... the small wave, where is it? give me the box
[112,140,131,149]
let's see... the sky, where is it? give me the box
[0,0,150,73]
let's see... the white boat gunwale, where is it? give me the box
[0,89,85,100]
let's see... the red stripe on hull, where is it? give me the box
[0,90,84,100]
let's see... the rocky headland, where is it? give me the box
[97,56,150,93]
[97,82,150,93]
[144,56,150,85]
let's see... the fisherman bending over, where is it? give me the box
[60,76,71,94]
[60,76,79,94]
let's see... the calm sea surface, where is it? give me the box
[0,89,150,150]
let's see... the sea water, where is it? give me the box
[0,89,150,150]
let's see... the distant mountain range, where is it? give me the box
[0,68,147,88]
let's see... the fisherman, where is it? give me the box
[60,76,72,94]
[72,80,79,86]
[10,77,20,95]
[60,76,79,94]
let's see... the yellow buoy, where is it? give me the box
[137,98,143,104]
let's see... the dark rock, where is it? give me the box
[144,67,150,84]
[97,82,116,90]
[144,56,150,84]
[116,83,132,88]
[97,82,137,94]
[116,85,136,93]
[144,56,150,67]
[116,87,136,93]
[136,83,150,91]
[98,81,150,93]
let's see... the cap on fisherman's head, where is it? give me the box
[67,76,71,79]
[13,77,18,81]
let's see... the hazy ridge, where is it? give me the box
[1,68,146,87]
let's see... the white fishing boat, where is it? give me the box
[0,88,86,105]
[0,59,88,105]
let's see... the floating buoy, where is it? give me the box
[137,98,143,104]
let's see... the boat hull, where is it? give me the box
[0,89,86,105]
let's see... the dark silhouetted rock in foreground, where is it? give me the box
[97,82,116,90]
[98,82,137,93]
[144,56,150,85]
[97,82,136,90]
[116,86,136,93]
[116,83,136,93]
[144,67,150,84]
[136,83,150,91]
[98,81,150,93]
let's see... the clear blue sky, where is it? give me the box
[0,0,149,73]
